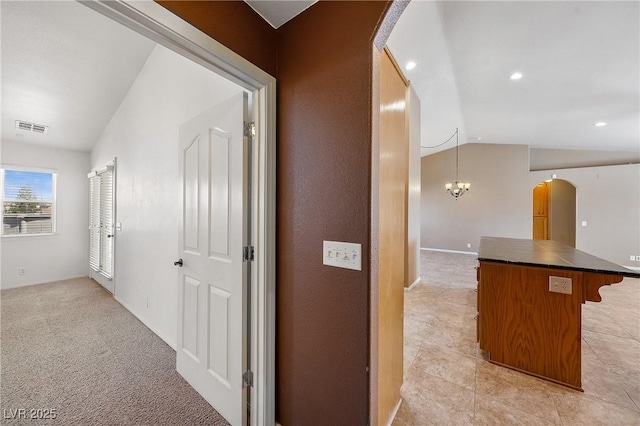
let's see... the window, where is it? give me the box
[1,167,57,236]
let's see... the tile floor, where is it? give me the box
[394,250,640,425]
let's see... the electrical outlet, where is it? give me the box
[549,276,572,295]
[635,255,640,262]
[631,255,636,261]
[18,267,27,276]
[467,243,472,248]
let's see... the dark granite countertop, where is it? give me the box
[478,237,640,278]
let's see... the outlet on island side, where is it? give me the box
[549,276,572,295]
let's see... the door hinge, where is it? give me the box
[244,122,256,138]
[243,370,253,388]
[243,246,255,262]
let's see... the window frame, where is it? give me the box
[1,164,58,238]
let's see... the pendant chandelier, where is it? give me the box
[445,128,471,200]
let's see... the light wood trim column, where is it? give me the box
[377,47,408,426]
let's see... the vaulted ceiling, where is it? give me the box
[2,1,638,158]
[1,1,155,152]
[388,1,639,156]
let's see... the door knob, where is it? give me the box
[174,258,183,267]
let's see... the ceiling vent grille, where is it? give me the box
[15,120,48,134]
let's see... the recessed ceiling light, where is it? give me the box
[594,122,607,127]
[405,61,416,71]
[510,72,523,80]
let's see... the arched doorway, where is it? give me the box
[532,179,576,247]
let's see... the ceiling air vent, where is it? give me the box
[15,120,48,134]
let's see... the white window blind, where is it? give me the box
[89,164,114,279]
[89,174,101,272]
[1,167,56,236]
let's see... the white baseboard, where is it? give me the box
[1,275,88,291]
[114,295,177,350]
[405,277,421,292]
[421,247,478,256]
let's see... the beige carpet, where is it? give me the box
[0,277,229,425]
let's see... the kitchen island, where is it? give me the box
[476,237,639,390]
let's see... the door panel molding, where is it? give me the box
[182,276,200,361]
[184,138,200,252]
[209,129,231,257]
[208,284,231,384]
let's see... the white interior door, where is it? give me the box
[177,92,249,425]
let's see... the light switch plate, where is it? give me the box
[323,240,361,271]
[116,222,122,231]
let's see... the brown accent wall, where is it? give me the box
[276,2,390,424]
[154,1,396,424]
[156,1,277,76]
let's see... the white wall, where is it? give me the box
[531,164,640,268]
[421,143,531,253]
[1,141,89,288]
[421,143,640,267]
[407,85,421,286]
[91,45,243,348]
[548,179,576,248]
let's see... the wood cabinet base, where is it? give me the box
[477,261,623,391]
[486,359,585,392]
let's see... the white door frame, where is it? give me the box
[79,2,276,425]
